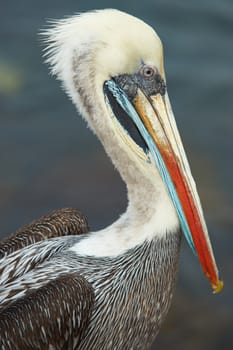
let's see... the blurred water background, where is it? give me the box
[0,0,233,349]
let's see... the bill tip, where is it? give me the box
[212,279,224,294]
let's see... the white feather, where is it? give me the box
[42,9,179,257]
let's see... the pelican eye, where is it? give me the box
[132,66,166,96]
[140,65,157,79]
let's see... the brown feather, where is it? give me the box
[0,208,89,258]
[0,273,94,350]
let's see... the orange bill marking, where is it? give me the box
[134,94,223,293]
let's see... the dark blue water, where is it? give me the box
[1,1,233,349]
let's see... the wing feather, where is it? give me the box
[0,273,94,350]
[0,237,70,289]
[0,208,89,258]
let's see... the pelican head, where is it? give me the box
[44,9,222,292]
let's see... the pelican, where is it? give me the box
[0,9,223,350]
